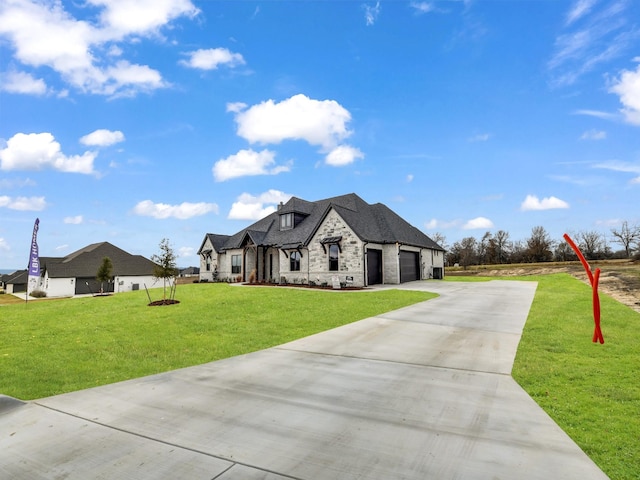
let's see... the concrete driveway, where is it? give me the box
[1,280,608,479]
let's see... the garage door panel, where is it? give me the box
[399,251,419,283]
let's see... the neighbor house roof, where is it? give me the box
[217,193,444,252]
[2,269,27,286]
[42,242,157,278]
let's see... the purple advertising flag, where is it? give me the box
[27,218,41,295]
[28,218,40,275]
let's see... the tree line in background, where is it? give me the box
[433,221,640,268]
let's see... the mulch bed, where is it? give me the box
[148,299,181,306]
[243,282,365,291]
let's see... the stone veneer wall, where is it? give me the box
[307,209,365,287]
[382,243,400,284]
[198,237,219,282]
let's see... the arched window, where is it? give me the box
[290,251,301,271]
[329,244,339,271]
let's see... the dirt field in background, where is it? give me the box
[448,260,640,313]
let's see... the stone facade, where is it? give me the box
[307,209,364,286]
[198,236,220,282]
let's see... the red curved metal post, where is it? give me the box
[563,233,604,344]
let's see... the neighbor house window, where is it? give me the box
[280,213,293,230]
[205,255,211,272]
[329,244,339,271]
[231,255,241,274]
[290,251,301,271]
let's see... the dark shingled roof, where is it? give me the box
[198,234,232,254]
[42,242,157,278]
[2,269,27,285]
[217,193,444,251]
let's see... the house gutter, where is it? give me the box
[363,242,368,286]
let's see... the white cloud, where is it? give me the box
[0,195,47,211]
[468,133,491,142]
[228,190,293,221]
[178,246,194,258]
[548,1,637,87]
[573,109,617,120]
[325,145,364,166]
[212,148,290,182]
[424,218,439,229]
[425,218,461,230]
[580,129,607,140]
[463,217,494,230]
[609,62,640,125]
[0,237,9,251]
[407,174,414,183]
[64,215,84,224]
[363,1,381,26]
[180,48,245,70]
[1,70,47,95]
[0,132,97,174]
[87,0,199,37]
[226,102,247,113]
[232,94,353,150]
[410,2,438,15]
[0,0,197,97]
[520,194,570,211]
[132,200,218,219]
[80,129,125,147]
[593,160,640,184]
[566,0,597,25]
[230,94,363,167]
[0,177,36,188]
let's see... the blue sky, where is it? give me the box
[1,0,639,270]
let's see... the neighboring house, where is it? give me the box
[7,242,159,297]
[179,266,200,278]
[1,270,27,294]
[198,193,445,287]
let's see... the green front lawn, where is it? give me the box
[0,284,434,399]
[510,273,639,480]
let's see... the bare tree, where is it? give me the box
[478,231,492,264]
[510,240,527,263]
[493,230,511,264]
[431,232,447,251]
[611,221,640,258]
[525,226,554,263]
[577,230,608,260]
[447,237,478,268]
[459,236,479,268]
[554,239,576,262]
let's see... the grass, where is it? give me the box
[0,283,434,400]
[2,275,638,478]
[507,273,639,480]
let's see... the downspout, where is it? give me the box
[363,242,368,287]
[307,244,311,285]
[397,242,402,284]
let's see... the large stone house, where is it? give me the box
[198,193,445,287]
[4,242,159,297]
